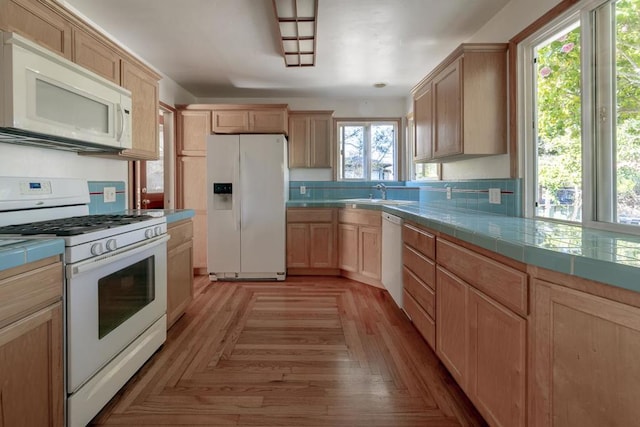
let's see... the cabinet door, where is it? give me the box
[413,82,433,161]
[250,109,287,133]
[178,110,211,156]
[309,115,332,168]
[436,266,469,388]
[338,223,358,272]
[286,223,310,268]
[468,287,526,427]
[0,0,72,59]
[359,225,381,280]
[212,110,249,133]
[433,58,462,159]
[288,115,309,168]
[309,223,336,268]
[167,220,194,329]
[121,60,159,160]
[72,28,121,84]
[177,156,207,270]
[0,302,63,427]
[530,279,640,427]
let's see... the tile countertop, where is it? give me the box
[288,200,640,294]
[0,238,65,272]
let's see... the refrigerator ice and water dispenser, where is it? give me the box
[213,183,232,210]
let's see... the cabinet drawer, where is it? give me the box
[403,267,435,319]
[287,208,335,223]
[0,260,62,328]
[403,244,435,289]
[339,209,381,227]
[404,290,436,350]
[167,219,193,250]
[437,239,528,315]
[402,223,435,259]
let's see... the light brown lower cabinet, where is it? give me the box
[530,278,640,427]
[338,209,381,286]
[286,208,338,275]
[166,219,194,329]
[0,257,63,427]
[437,264,526,427]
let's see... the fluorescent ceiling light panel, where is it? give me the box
[272,0,318,67]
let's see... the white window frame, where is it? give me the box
[519,0,640,234]
[336,119,400,181]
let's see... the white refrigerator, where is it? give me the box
[206,134,288,281]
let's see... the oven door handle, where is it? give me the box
[67,234,170,278]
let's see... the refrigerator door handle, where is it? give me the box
[232,152,240,231]
[240,151,248,229]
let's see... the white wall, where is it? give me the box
[0,143,128,181]
[406,0,563,180]
[159,72,197,107]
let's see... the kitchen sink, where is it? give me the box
[343,198,414,205]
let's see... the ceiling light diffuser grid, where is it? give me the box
[272,0,318,67]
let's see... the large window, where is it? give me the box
[523,0,640,230]
[338,120,398,180]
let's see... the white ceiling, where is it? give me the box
[62,0,511,98]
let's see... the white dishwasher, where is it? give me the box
[382,212,403,308]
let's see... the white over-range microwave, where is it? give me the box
[0,31,132,152]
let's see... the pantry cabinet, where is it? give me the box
[0,256,63,427]
[286,208,338,274]
[436,238,527,427]
[177,109,210,156]
[166,219,194,329]
[177,156,208,273]
[411,43,508,162]
[338,208,381,286]
[529,277,640,427]
[288,111,334,168]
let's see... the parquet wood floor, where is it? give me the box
[90,276,487,426]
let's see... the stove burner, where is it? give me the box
[0,214,154,236]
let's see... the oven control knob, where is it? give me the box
[91,243,104,255]
[145,229,154,239]
[106,239,117,251]
[154,226,162,236]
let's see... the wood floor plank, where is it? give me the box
[91,276,487,426]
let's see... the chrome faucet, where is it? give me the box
[375,183,387,200]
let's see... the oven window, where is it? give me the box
[98,256,155,339]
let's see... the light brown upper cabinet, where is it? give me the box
[72,27,121,84]
[288,111,334,168]
[0,0,72,59]
[211,105,288,135]
[120,60,160,160]
[412,43,508,162]
[177,109,211,156]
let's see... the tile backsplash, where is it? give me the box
[290,179,522,217]
[88,181,126,214]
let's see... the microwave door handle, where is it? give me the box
[116,103,125,142]
[66,234,170,278]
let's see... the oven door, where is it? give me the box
[66,234,168,393]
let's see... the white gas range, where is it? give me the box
[0,177,169,427]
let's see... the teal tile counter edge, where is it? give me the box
[123,209,195,224]
[287,200,640,294]
[0,239,64,272]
